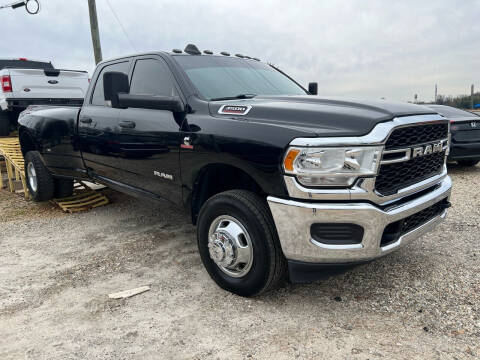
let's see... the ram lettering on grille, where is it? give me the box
[376,123,449,196]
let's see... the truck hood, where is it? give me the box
[209,95,437,137]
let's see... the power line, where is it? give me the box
[105,0,137,52]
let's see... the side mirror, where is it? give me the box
[117,94,185,112]
[103,71,129,108]
[308,82,318,95]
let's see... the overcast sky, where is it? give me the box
[2,0,479,102]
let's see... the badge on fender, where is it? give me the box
[218,105,252,116]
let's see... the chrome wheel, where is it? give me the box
[207,215,253,278]
[27,162,37,192]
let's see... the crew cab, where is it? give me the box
[0,58,89,136]
[18,45,452,296]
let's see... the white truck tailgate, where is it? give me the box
[7,68,88,99]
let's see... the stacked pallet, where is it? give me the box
[0,137,29,199]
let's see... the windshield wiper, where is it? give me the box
[210,94,257,101]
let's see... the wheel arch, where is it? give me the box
[19,127,39,157]
[189,163,267,225]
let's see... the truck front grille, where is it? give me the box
[375,123,449,196]
[376,151,445,196]
[385,123,449,149]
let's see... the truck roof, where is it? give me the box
[97,44,262,65]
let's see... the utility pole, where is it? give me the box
[434,84,438,104]
[88,0,102,64]
[471,84,475,109]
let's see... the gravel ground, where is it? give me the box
[0,166,479,359]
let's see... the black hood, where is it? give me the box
[209,95,437,137]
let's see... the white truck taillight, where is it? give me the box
[1,75,12,92]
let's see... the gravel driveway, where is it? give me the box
[0,166,479,359]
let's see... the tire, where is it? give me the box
[197,190,286,297]
[54,178,74,198]
[457,160,479,167]
[0,111,10,136]
[24,151,54,202]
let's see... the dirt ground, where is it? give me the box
[0,166,479,360]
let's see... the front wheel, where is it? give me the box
[25,151,54,202]
[197,190,286,297]
[457,160,479,167]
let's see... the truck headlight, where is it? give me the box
[283,146,383,187]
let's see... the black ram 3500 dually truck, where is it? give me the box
[18,45,452,296]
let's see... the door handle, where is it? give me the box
[119,120,136,129]
[80,117,92,124]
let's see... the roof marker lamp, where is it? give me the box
[283,146,383,187]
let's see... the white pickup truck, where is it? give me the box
[0,58,89,136]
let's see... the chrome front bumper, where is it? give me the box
[267,176,452,263]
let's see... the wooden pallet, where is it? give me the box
[0,158,6,189]
[0,137,29,199]
[52,182,109,213]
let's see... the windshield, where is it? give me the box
[173,55,307,100]
[429,105,479,118]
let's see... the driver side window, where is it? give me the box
[130,58,176,97]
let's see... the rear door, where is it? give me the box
[115,56,184,204]
[78,59,132,181]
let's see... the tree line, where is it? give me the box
[434,92,480,109]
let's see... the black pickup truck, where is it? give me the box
[18,44,452,296]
